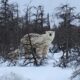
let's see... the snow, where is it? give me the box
[0,52,74,80]
[0,67,73,80]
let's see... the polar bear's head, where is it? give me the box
[45,31,55,44]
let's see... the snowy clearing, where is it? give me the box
[0,67,73,80]
[0,52,74,80]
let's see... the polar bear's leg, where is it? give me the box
[42,46,48,58]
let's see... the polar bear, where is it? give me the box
[20,31,55,58]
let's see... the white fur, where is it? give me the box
[21,31,55,57]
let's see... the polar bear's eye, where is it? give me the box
[49,33,52,36]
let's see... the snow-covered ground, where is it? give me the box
[0,52,74,80]
[0,67,73,80]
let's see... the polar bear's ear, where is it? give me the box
[45,31,48,34]
[45,31,47,34]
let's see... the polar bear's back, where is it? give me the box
[21,33,44,45]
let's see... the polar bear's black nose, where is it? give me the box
[49,33,52,36]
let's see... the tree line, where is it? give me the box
[51,4,80,79]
